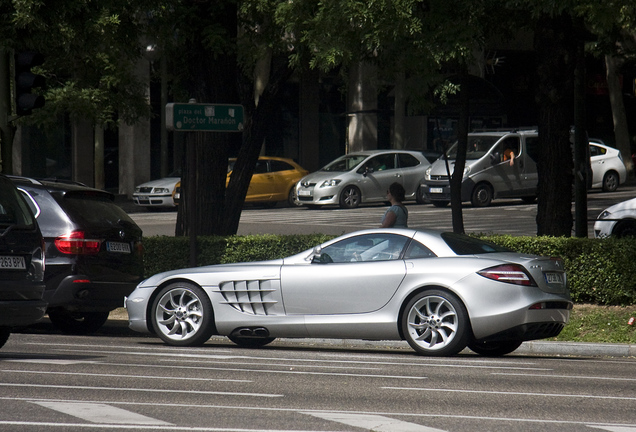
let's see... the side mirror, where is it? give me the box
[363,166,374,177]
[490,152,499,164]
[310,245,333,263]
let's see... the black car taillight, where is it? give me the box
[54,231,101,255]
[477,264,537,286]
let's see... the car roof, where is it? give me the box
[8,176,114,200]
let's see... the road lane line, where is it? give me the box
[303,412,446,432]
[492,372,636,382]
[383,386,636,401]
[5,369,252,383]
[31,401,171,425]
[0,383,282,398]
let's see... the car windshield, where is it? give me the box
[441,232,511,255]
[60,193,138,230]
[322,155,368,172]
[444,136,501,160]
[0,177,36,229]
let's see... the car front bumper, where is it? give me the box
[296,184,341,206]
[133,194,175,207]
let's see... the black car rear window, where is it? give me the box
[58,193,136,228]
[441,232,511,255]
[0,177,36,229]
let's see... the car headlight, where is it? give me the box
[153,188,170,193]
[597,210,611,220]
[425,167,432,180]
[320,179,341,187]
[134,187,141,193]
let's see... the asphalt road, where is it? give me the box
[127,183,636,237]
[3,320,636,432]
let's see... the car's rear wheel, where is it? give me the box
[151,282,215,346]
[467,339,523,356]
[339,185,361,209]
[0,327,10,349]
[401,290,469,356]
[47,308,110,334]
[471,183,492,207]
[602,171,619,192]
[228,335,276,348]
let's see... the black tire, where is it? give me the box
[613,220,636,238]
[47,308,110,335]
[471,183,492,207]
[339,185,361,209]
[602,171,619,192]
[151,282,215,346]
[0,327,10,349]
[401,289,469,356]
[521,196,536,204]
[228,335,276,348]
[288,187,302,207]
[415,186,428,204]
[431,200,449,208]
[467,339,523,357]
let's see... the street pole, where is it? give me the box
[0,47,15,174]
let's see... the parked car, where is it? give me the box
[0,175,47,349]
[589,140,627,192]
[296,150,431,209]
[11,176,144,334]
[421,129,539,207]
[594,197,636,238]
[126,228,571,357]
[133,172,181,210]
[174,157,309,207]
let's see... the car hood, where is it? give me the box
[299,170,351,184]
[601,197,636,216]
[138,259,285,288]
[136,177,180,189]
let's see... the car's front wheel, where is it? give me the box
[151,282,215,346]
[401,290,469,356]
[467,339,523,356]
[0,327,10,349]
[339,185,361,209]
[613,220,636,238]
[47,308,110,334]
[471,183,493,207]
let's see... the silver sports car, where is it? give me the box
[125,229,572,357]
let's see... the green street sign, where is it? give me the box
[166,103,244,132]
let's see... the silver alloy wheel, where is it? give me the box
[403,292,468,356]
[152,283,213,345]
[340,186,361,209]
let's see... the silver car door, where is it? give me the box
[357,153,401,202]
[280,233,408,314]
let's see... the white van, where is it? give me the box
[420,129,539,207]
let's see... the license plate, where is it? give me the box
[0,256,26,269]
[545,272,563,284]
[107,241,131,253]
[298,190,312,197]
[429,187,443,194]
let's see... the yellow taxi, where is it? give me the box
[174,156,308,207]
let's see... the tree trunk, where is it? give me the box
[605,54,633,174]
[450,72,469,234]
[534,14,576,237]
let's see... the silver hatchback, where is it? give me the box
[295,150,431,209]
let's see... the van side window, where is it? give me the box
[525,137,539,163]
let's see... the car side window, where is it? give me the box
[397,153,420,168]
[270,160,294,172]
[316,233,409,263]
[525,137,539,163]
[403,241,436,259]
[254,160,269,174]
[589,145,605,157]
[364,154,396,172]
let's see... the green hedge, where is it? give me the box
[142,234,636,306]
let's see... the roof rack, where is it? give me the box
[6,175,43,185]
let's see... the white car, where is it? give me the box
[133,174,180,209]
[594,197,636,238]
[589,141,627,192]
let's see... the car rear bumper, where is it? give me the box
[44,275,142,312]
[0,280,47,326]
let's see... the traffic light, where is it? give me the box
[14,51,45,116]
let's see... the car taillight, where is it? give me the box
[54,231,102,255]
[477,264,536,286]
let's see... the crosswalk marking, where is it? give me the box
[587,426,636,432]
[303,412,447,432]
[31,401,171,425]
